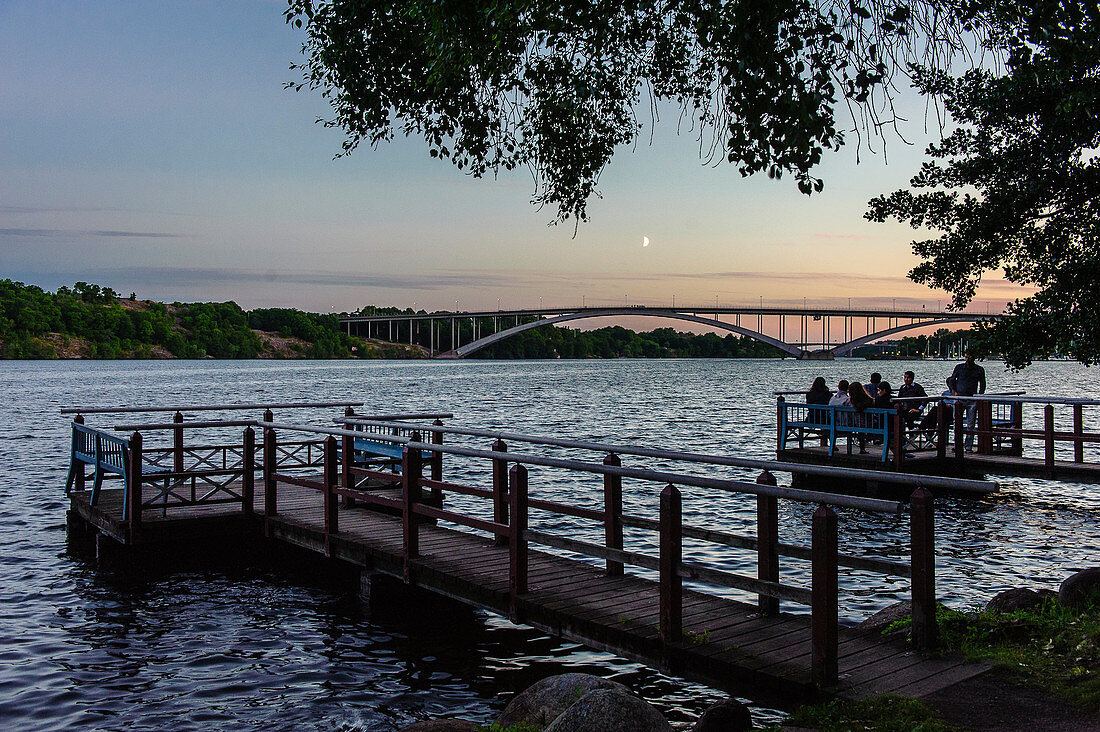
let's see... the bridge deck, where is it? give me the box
[70,480,989,704]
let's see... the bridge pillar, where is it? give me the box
[797,350,835,361]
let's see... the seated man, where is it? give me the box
[897,370,928,426]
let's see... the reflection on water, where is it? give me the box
[1,358,1097,729]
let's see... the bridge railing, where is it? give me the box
[258,420,947,689]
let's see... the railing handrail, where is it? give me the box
[337,417,996,493]
[60,402,363,415]
[259,420,904,513]
[112,420,260,431]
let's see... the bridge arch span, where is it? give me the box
[446,309,804,358]
[830,317,982,357]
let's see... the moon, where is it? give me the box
[642,236,650,247]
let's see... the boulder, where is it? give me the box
[397,720,480,732]
[691,699,753,732]
[1059,568,1100,608]
[857,601,911,634]
[495,673,631,731]
[986,588,1044,614]
[543,688,671,732]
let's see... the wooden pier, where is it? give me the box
[777,395,1100,485]
[63,404,995,706]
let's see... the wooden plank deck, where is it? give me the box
[69,480,990,703]
[779,445,1100,484]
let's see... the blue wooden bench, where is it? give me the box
[65,422,171,517]
[779,403,894,462]
[345,429,434,471]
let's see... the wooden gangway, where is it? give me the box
[63,403,995,704]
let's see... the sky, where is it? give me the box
[0,1,1029,318]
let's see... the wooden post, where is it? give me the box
[263,426,277,524]
[172,411,184,472]
[660,484,683,644]
[1012,402,1024,456]
[342,407,355,506]
[128,431,143,541]
[936,399,948,460]
[892,407,904,470]
[1045,404,1055,477]
[811,503,838,688]
[74,415,86,492]
[978,401,993,454]
[324,435,339,551]
[604,453,623,576]
[1074,404,1084,463]
[492,439,509,546]
[509,464,529,609]
[953,400,965,462]
[242,426,255,516]
[910,488,938,651]
[756,471,779,616]
[776,396,785,452]
[401,436,423,580]
[431,419,444,481]
[263,408,274,424]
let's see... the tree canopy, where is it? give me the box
[866,1,1100,367]
[285,0,987,224]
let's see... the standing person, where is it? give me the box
[830,380,851,407]
[947,352,987,451]
[866,372,882,399]
[897,371,928,426]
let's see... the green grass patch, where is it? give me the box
[781,695,959,731]
[885,600,1100,711]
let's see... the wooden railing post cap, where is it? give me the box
[410,430,421,443]
[345,406,355,416]
[492,437,507,451]
[661,483,680,499]
[813,502,836,520]
[173,411,183,422]
[910,486,933,503]
[756,469,777,486]
[509,463,527,478]
[130,430,142,445]
[604,452,621,466]
[432,417,444,425]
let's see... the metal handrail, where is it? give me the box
[336,417,996,493]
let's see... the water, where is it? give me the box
[2,359,1098,730]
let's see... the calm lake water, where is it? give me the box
[2,358,1098,730]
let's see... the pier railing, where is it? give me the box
[257,420,945,689]
[777,395,1100,475]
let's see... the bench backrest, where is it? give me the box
[71,422,131,479]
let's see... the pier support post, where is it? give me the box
[73,415,86,493]
[978,402,993,454]
[242,426,255,516]
[936,400,948,461]
[953,402,965,464]
[756,471,779,616]
[263,427,277,532]
[604,453,624,576]
[430,419,444,504]
[892,407,904,470]
[509,464,529,616]
[1045,405,1056,477]
[173,411,184,473]
[492,439,509,546]
[775,397,785,453]
[811,503,838,688]
[324,435,339,554]
[127,431,143,543]
[402,437,423,581]
[910,487,938,651]
[660,484,683,645]
[1073,404,1084,463]
[343,407,355,507]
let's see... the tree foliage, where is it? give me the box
[285,0,987,223]
[866,1,1100,367]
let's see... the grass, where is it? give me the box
[777,695,961,732]
[886,599,1100,711]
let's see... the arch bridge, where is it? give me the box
[339,306,987,360]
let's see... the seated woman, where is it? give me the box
[806,376,832,426]
[848,381,874,454]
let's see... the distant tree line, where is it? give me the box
[0,280,372,359]
[475,325,786,359]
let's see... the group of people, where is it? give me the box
[803,354,988,452]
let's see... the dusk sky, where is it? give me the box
[1,1,1028,316]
